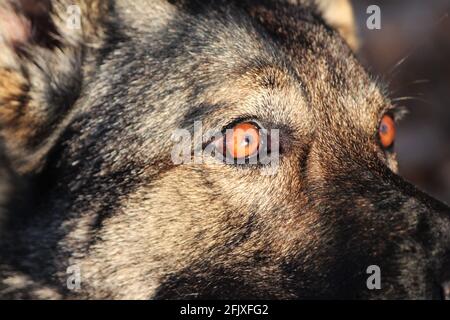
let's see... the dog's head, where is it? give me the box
[0,0,449,299]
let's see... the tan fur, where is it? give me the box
[0,0,448,300]
[0,68,37,153]
[316,0,359,51]
[0,0,110,173]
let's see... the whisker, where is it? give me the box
[389,79,430,97]
[408,79,430,85]
[391,96,432,106]
[387,13,449,75]
[388,54,411,76]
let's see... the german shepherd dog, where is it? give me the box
[0,0,449,299]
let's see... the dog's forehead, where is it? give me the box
[165,0,389,132]
[113,0,388,135]
[244,2,388,126]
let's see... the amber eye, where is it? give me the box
[379,114,396,148]
[225,122,261,159]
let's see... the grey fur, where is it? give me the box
[0,0,449,299]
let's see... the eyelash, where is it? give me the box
[383,105,409,122]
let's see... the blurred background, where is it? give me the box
[351,0,450,204]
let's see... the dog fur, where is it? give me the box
[0,0,449,299]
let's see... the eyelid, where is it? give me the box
[201,119,263,149]
[221,118,265,133]
[381,105,408,123]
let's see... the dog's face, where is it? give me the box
[0,0,449,299]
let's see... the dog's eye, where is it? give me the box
[216,122,261,160]
[226,122,260,159]
[379,114,396,149]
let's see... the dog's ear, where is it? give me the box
[315,0,358,51]
[0,0,109,173]
[248,0,358,51]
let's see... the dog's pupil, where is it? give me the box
[244,135,252,146]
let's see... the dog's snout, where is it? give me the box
[377,171,450,299]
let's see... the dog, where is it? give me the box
[0,0,449,299]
